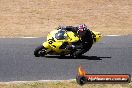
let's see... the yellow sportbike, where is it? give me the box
[34,29,102,58]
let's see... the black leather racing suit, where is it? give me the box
[64,26,93,55]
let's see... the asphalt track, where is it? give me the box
[0,35,132,82]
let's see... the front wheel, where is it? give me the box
[34,45,46,57]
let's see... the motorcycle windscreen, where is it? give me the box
[55,30,67,40]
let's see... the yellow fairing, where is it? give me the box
[42,30,80,55]
[66,31,79,43]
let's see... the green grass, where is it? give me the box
[0,80,131,88]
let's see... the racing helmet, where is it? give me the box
[78,24,87,32]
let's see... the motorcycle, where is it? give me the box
[34,28,102,58]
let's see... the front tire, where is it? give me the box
[34,45,46,57]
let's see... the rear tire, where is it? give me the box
[34,45,46,57]
[70,50,82,58]
[70,53,77,58]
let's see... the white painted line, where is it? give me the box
[0,37,40,38]
[0,79,76,84]
[105,35,120,36]
[19,37,39,38]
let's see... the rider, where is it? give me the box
[58,24,93,56]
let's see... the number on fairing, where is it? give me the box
[48,37,56,44]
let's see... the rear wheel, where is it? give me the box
[74,30,93,56]
[70,53,78,58]
[34,45,46,57]
[80,30,93,54]
[70,49,82,58]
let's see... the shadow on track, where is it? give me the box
[45,55,111,60]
